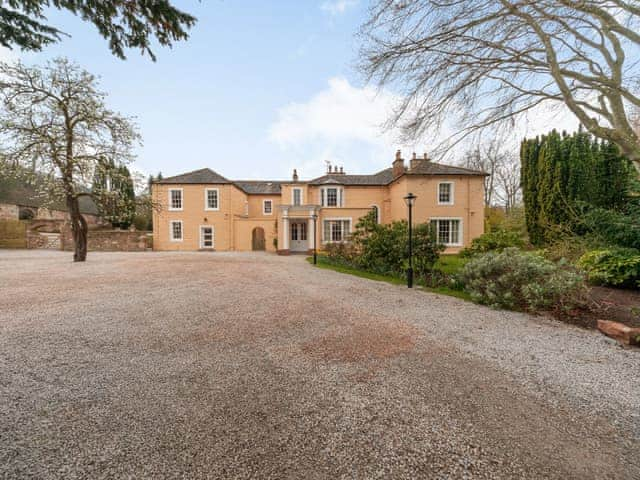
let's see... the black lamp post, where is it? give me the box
[311,213,318,265]
[404,193,417,288]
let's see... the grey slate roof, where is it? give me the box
[234,181,282,195]
[155,168,231,184]
[405,162,487,176]
[309,168,395,186]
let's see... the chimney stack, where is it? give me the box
[410,152,421,170]
[292,169,299,182]
[423,152,430,161]
[392,149,405,178]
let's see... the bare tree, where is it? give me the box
[460,137,520,207]
[360,1,640,173]
[0,58,140,261]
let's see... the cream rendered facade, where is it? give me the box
[152,152,486,254]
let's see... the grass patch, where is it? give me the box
[434,254,467,275]
[307,255,473,302]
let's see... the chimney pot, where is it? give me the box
[412,152,417,160]
[424,152,429,161]
[339,166,343,174]
[392,149,405,178]
[292,169,299,182]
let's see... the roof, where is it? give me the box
[0,175,99,215]
[155,168,231,184]
[405,162,487,176]
[309,168,395,186]
[234,181,282,195]
[309,161,486,185]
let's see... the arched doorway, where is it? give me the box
[252,227,265,251]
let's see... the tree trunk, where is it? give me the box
[67,195,88,262]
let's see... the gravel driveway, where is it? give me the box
[1,250,638,479]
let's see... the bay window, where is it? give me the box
[323,219,351,243]
[430,218,462,246]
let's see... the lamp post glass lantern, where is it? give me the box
[403,193,417,288]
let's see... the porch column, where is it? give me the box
[283,211,289,250]
[308,208,315,251]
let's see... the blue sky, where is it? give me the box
[7,0,578,181]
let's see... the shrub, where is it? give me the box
[350,211,443,276]
[460,228,525,257]
[324,241,357,267]
[578,248,640,288]
[459,248,587,312]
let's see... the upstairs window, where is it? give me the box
[292,188,302,206]
[321,187,343,207]
[263,199,273,215]
[205,188,219,210]
[169,189,183,210]
[438,182,454,205]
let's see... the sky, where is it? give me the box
[4,0,578,182]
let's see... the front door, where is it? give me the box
[200,226,214,249]
[290,221,308,252]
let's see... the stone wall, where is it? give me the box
[61,229,150,252]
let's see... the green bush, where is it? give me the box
[350,211,444,276]
[460,229,525,257]
[578,248,640,288]
[459,248,587,312]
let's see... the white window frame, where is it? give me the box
[292,187,303,206]
[320,186,344,207]
[322,217,352,244]
[263,199,273,215]
[370,204,381,223]
[199,225,215,249]
[168,188,183,211]
[437,182,454,205]
[430,217,463,247]
[204,188,220,211]
[169,220,183,242]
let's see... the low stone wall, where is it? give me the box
[61,229,150,252]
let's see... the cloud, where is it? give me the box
[320,0,359,16]
[268,77,415,177]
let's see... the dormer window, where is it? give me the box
[438,182,454,205]
[320,186,343,207]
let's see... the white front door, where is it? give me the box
[200,226,214,249]
[290,221,308,252]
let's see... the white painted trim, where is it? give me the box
[199,225,215,249]
[320,186,343,208]
[429,217,463,246]
[437,181,455,205]
[169,220,183,242]
[204,188,220,211]
[291,187,303,206]
[263,199,273,215]
[168,188,183,211]
[322,217,352,244]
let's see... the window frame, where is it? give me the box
[320,186,343,207]
[292,187,303,206]
[263,199,273,215]
[429,217,463,247]
[168,188,184,211]
[437,182,454,205]
[204,188,220,211]
[199,225,215,249]
[169,220,183,242]
[370,204,381,223]
[322,217,352,244]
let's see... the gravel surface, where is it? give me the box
[0,250,638,479]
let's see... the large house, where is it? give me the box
[152,151,486,254]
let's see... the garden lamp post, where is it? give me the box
[404,193,417,288]
[311,213,318,265]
